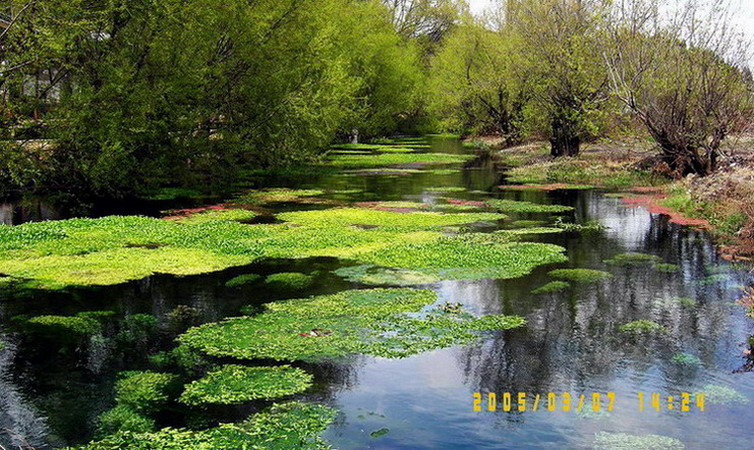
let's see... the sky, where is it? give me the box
[467,0,754,65]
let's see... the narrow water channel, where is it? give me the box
[1,137,752,448]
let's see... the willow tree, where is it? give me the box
[605,0,753,176]
[428,17,532,144]
[508,0,611,157]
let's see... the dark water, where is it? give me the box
[1,137,753,449]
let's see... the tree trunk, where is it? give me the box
[550,120,581,157]
[550,128,580,157]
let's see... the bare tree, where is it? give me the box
[605,0,753,176]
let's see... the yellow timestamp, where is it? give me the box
[473,392,706,412]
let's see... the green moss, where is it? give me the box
[593,432,684,450]
[655,263,680,273]
[604,252,661,267]
[486,199,573,213]
[671,353,701,366]
[179,288,525,361]
[115,371,180,414]
[619,320,666,334]
[327,152,472,168]
[531,281,570,294]
[264,272,314,291]
[97,405,155,436]
[334,265,440,285]
[548,269,613,283]
[702,384,749,405]
[180,365,312,405]
[225,273,262,288]
[510,220,547,228]
[79,401,337,449]
[495,227,563,236]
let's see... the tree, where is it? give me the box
[428,16,532,144]
[605,0,753,176]
[508,0,611,157]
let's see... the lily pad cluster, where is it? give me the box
[179,288,526,361]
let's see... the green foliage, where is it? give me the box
[619,320,666,334]
[78,401,337,449]
[428,18,532,143]
[486,199,573,213]
[531,281,571,294]
[225,274,262,288]
[114,371,180,414]
[97,405,155,436]
[605,253,661,267]
[178,288,526,361]
[180,365,313,405]
[264,273,314,291]
[234,189,325,206]
[593,432,684,450]
[553,217,607,232]
[27,314,102,335]
[673,297,697,308]
[548,269,613,283]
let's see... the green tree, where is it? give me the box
[428,16,532,144]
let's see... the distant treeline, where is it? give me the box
[0,0,752,198]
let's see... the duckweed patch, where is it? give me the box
[425,187,467,193]
[496,227,563,236]
[702,384,749,405]
[264,272,314,291]
[180,365,312,405]
[333,265,440,285]
[486,199,573,213]
[548,269,613,283]
[593,432,684,450]
[179,289,526,361]
[80,401,337,449]
[531,281,570,294]
[27,313,103,335]
[619,320,666,334]
[225,274,261,288]
[97,405,155,436]
[604,252,661,267]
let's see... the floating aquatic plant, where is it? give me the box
[694,274,732,285]
[264,272,314,291]
[179,289,525,362]
[114,371,180,414]
[702,384,749,405]
[370,428,390,438]
[80,401,337,449]
[495,227,563,236]
[234,188,326,205]
[333,265,440,286]
[604,252,661,267]
[593,432,684,449]
[486,199,573,213]
[553,217,607,232]
[548,269,613,283]
[27,313,103,335]
[619,320,666,334]
[425,187,467,193]
[225,273,262,288]
[168,208,257,224]
[97,405,155,436]
[671,353,702,366]
[327,152,472,168]
[531,281,570,294]
[179,365,313,405]
[672,297,697,307]
[655,263,680,273]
